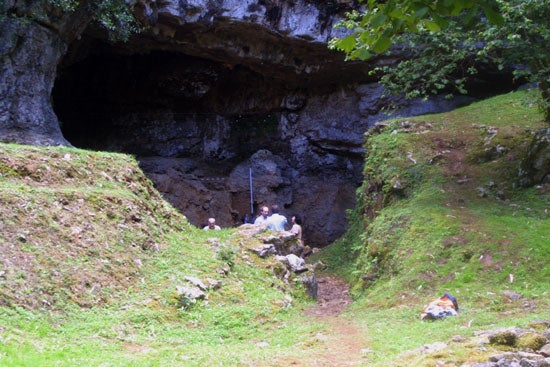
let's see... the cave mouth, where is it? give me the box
[51,45,350,248]
[53,47,288,156]
[50,39,519,247]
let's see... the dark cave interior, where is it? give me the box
[52,45,290,159]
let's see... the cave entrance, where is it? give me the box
[53,47,283,155]
[51,45,306,239]
[51,39,367,248]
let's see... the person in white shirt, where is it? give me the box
[203,217,221,230]
[254,206,270,225]
[267,205,287,231]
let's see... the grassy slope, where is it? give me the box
[0,90,548,366]
[318,90,549,366]
[0,145,319,366]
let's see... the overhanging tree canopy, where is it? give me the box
[329,0,549,121]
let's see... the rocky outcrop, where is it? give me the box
[0,0,96,145]
[1,0,515,246]
[518,128,550,186]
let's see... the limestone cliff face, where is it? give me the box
[1,0,512,245]
[0,0,94,145]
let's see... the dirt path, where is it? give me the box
[273,277,370,367]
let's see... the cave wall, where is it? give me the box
[50,0,513,246]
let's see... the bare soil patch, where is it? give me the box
[272,277,369,367]
[305,277,353,317]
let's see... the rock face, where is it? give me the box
[1,0,515,246]
[519,128,550,186]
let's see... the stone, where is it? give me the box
[489,330,518,347]
[184,276,207,290]
[540,344,550,357]
[285,254,307,272]
[503,290,523,300]
[419,342,448,354]
[518,128,550,186]
[517,333,548,351]
[249,244,277,258]
[297,274,318,299]
[175,285,206,301]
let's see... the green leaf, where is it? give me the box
[431,13,450,29]
[389,7,404,20]
[481,4,504,25]
[422,20,441,32]
[405,21,419,32]
[413,7,429,19]
[338,35,358,53]
[359,31,375,44]
[393,18,405,32]
[355,47,372,61]
[370,12,388,28]
[373,35,392,54]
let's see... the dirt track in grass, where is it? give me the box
[269,277,370,367]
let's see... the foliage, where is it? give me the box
[329,0,550,121]
[1,0,140,41]
[217,243,239,268]
[91,0,141,41]
[46,0,78,12]
[375,22,484,100]
[328,0,502,60]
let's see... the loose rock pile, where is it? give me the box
[471,321,550,367]
[242,224,320,299]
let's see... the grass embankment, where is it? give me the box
[0,145,319,366]
[319,90,549,366]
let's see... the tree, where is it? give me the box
[328,0,503,60]
[328,0,549,122]
[45,0,140,41]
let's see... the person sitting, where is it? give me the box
[289,214,304,256]
[267,205,287,231]
[203,217,221,231]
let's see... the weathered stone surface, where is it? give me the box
[518,128,550,186]
[249,243,277,258]
[0,18,69,146]
[176,285,206,300]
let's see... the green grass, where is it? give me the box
[1,90,549,366]
[0,142,321,366]
[315,90,549,366]
[0,227,322,366]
